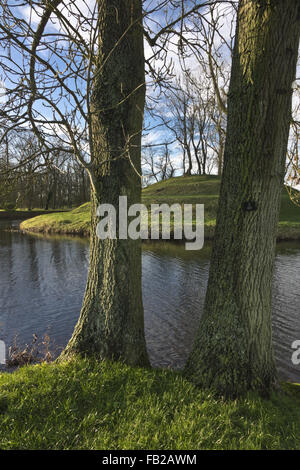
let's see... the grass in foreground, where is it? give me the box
[20,175,300,239]
[0,358,299,450]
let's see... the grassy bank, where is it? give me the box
[20,175,300,240]
[20,203,92,236]
[0,357,299,450]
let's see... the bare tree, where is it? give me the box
[286,84,300,206]
[0,0,215,363]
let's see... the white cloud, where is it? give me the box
[20,0,97,42]
[0,79,7,105]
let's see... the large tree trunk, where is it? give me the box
[61,0,149,367]
[185,0,300,397]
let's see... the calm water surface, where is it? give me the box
[0,219,299,382]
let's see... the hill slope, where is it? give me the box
[20,175,300,240]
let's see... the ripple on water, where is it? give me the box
[0,221,299,382]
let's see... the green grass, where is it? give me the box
[20,202,91,235]
[0,357,299,450]
[20,175,300,239]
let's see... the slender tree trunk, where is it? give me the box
[201,140,207,175]
[182,148,187,175]
[217,138,224,177]
[61,0,149,367]
[44,190,51,211]
[193,144,201,175]
[81,168,87,202]
[26,170,33,210]
[185,0,300,397]
[185,145,193,176]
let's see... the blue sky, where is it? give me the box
[1,1,299,182]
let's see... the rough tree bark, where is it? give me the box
[61,0,149,367]
[185,0,300,397]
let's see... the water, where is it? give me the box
[0,219,299,382]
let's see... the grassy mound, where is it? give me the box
[0,358,299,450]
[20,175,300,240]
[20,202,91,236]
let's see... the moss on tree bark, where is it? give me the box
[184,0,300,397]
[61,0,149,367]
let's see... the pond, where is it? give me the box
[0,219,299,382]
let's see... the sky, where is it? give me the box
[1,0,299,183]
[4,0,235,174]
[141,1,236,174]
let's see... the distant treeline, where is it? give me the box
[0,131,90,210]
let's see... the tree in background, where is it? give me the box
[142,143,176,185]
[286,84,300,206]
[163,73,221,176]
[144,2,233,177]
[185,0,300,397]
[0,130,90,209]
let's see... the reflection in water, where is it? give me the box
[142,245,209,370]
[272,247,300,382]
[0,220,89,357]
[0,220,299,382]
